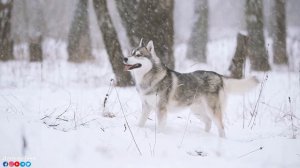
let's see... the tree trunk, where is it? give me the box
[0,0,14,61]
[246,0,271,71]
[93,0,134,87]
[25,0,44,62]
[29,37,43,61]
[229,34,249,79]
[117,0,175,69]
[68,0,93,62]
[115,0,139,47]
[187,0,208,63]
[273,0,288,65]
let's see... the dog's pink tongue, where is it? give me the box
[124,64,132,71]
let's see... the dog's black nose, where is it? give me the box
[123,57,128,63]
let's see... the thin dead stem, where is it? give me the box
[179,86,199,147]
[248,74,268,129]
[56,89,72,120]
[238,146,263,159]
[288,97,296,139]
[103,79,114,110]
[151,90,158,156]
[242,56,246,128]
[114,85,142,156]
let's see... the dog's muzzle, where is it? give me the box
[123,57,142,71]
[124,63,142,71]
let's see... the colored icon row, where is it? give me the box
[2,161,31,167]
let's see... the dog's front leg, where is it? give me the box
[138,102,151,127]
[157,107,167,131]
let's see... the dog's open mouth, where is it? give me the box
[124,63,142,71]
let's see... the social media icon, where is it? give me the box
[15,161,20,167]
[9,161,14,167]
[26,161,31,167]
[20,162,26,167]
[3,161,8,167]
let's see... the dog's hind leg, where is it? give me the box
[204,96,225,138]
[138,103,151,127]
[212,106,225,138]
[215,89,226,137]
[200,114,212,132]
[191,105,212,132]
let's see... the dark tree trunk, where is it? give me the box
[0,0,14,61]
[273,0,288,65]
[229,34,249,79]
[117,0,175,69]
[187,0,208,63]
[29,37,43,62]
[246,0,271,71]
[26,0,44,62]
[68,0,93,62]
[137,0,174,69]
[93,0,134,87]
[115,0,139,47]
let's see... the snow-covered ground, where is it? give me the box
[1,38,300,168]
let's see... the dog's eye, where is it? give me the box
[136,54,142,57]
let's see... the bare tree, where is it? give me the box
[117,0,175,69]
[229,33,249,79]
[272,0,288,65]
[25,0,44,62]
[115,0,138,47]
[93,0,134,86]
[0,0,13,61]
[246,0,271,71]
[29,37,43,61]
[68,0,93,62]
[187,0,208,63]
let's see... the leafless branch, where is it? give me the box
[114,84,142,156]
[248,74,268,129]
[288,97,296,139]
[56,92,71,120]
[238,146,263,159]
[179,86,199,147]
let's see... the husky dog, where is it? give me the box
[123,39,258,137]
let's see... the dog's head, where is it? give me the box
[123,39,160,72]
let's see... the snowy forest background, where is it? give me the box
[0,0,300,168]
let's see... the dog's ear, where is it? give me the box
[147,40,160,62]
[139,38,144,47]
[146,40,154,53]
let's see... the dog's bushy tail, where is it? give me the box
[223,76,259,94]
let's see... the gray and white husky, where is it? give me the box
[123,39,258,137]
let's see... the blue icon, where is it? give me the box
[3,161,8,167]
[20,161,26,167]
[26,161,31,167]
